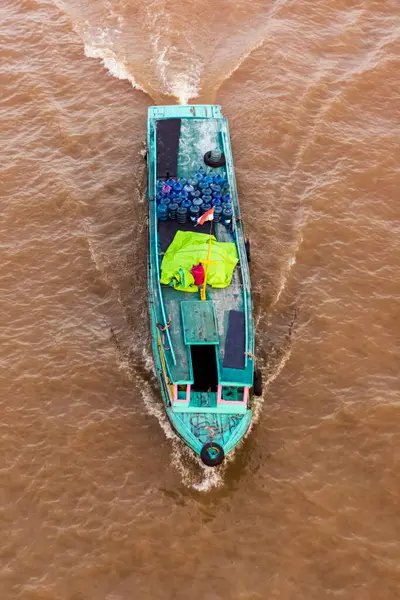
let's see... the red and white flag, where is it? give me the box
[197,206,214,226]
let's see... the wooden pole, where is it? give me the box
[200,219,215,301]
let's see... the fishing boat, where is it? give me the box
[147,104,262,466]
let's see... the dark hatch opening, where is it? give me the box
[190,345,218,392]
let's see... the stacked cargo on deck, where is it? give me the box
[156,168,233,227]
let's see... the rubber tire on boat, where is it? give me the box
[245,238,251,263]
[253,368,263,397]
[200,442,225,467]
[203,151,226,168]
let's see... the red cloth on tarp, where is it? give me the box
[191,263,205,286]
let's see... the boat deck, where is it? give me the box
[149,107,255,391]
[158,216,252,387]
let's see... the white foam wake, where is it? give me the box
[171,73,200,105]
[149,30,201,104]
[84,42,146,93]
[51,0,147,93]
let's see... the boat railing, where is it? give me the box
[220,126,254,366]
[150,121,177,366]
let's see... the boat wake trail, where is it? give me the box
[84,42,146,94]
[265,314,297,386]
[52,0,202,103]
[52,0,291,104]
[271,224,305,310]
[81,26,201,104]
[251,307,298,431]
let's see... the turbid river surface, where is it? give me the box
[1,0,400,598]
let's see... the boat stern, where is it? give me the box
[148,104,224,121]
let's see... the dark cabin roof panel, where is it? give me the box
[156,118,181,179]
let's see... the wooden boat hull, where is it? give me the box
[147,105,257,466]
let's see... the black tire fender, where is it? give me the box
[200,442,225,467]
[203,151,226,168]
[253,368,263,397]
[245,238,251,263]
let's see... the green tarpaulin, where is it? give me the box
[160,231,239,292]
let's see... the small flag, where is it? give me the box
[197,206,215,226]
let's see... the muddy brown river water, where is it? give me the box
[1,0,400,598]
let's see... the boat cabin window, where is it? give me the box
[221,387,245,401]
[177,385,187,400]
[190,345,218,392]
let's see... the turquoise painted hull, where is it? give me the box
[147,105,257,465]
